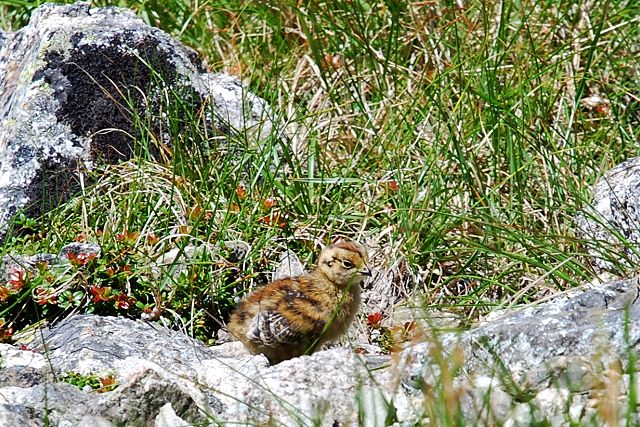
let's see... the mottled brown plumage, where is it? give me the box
[227,241,370,364]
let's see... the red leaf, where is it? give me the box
[367,312,383,327]
[8,268,26,290]
[67,252,96,267]
[235,185,247,199]
[89,285,109,303]
[263,197,277,209]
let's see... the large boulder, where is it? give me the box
[0,2,276,230]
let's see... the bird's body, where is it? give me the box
[227,241,370,364]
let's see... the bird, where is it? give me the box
[226,241,371,364]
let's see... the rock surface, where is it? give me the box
[576,156,640,272]
[401,277,640,425]
[0,277,638,425]
[0,2,276,231]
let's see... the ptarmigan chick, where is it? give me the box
[227,241,370,364]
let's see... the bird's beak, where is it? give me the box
[359,266,372,277]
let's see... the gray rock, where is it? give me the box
[149,240,249,281]
[5,313,400,426]
[272,249,305,281]
[199,347,356,424]
[198,72,277,142]
[400,277,640,424]
[0,252,57,283]
[575,156,640,271]
[154,403,190,427]
[0,2,277,231]
[0,382,90,426]
[0,403,44,427]
[76,416,115,427]
[0,366,47,388]
[31,314,215,378]
[1,315,223,425]
[57,242,101,262]
[90,361,214,426]
[0,343,47,370]
[3,277,640,425]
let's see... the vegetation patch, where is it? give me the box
[0,2,638,422]
[60,371,118,393]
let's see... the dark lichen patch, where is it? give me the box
[23,156,82,219]
[0,366,48,388]
[38,30,202,164]
[11,145,35,169]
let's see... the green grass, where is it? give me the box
[0,0,639,337]
[0,0,639,423]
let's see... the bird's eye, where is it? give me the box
[342,260,355,269]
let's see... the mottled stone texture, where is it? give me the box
[576,157,640,272]
[1,278,639,425]
[401,277,640,425]
[0,3,275,231]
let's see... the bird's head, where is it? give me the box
[315,241,371,289]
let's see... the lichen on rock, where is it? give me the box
[0,2,278,232]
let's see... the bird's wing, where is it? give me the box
[246,311,309,347]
